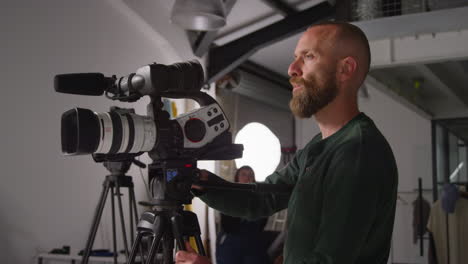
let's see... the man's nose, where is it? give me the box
[288,60,302,77]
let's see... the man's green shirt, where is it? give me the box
[200,113,398,264]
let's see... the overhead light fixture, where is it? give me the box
[171,0,227,31]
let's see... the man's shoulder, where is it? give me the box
[334,116,395,162]
[299,114,394,159]
[346,114,390,148]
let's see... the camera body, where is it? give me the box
[56,60,243,204]
[61,100,232,161]
[56,60,242,163]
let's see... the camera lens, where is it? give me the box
[61,108,157,155]
[61,108,100,154]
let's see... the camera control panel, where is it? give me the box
[175,103,229,148]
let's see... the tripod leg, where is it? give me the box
[81,179,111,264]
[116,182,130,259]
[128,188,146,261]
[180,211,206,256]
[130,188,140,223]
[130,188,139,220]
[129,190,134,245]
[138,235,147,264]
[129,187,139,245]
[145,232,163,264]
[127,211,166,264]
[170,213,185,251]
[194,236,206,256]
[126,231,150,264]
[162,232,175,264]
[111,186,118,264]
[127,232,143,264]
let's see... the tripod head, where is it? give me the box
[146,160,197,208]
[103,159,147,176]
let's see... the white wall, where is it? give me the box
[295,78,432,263]
[0,1,194,263]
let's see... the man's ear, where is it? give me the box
[338,56,358,82]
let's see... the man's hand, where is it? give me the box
[175,242,211,264]
[192,169,210,190]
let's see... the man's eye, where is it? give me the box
[305,54,314,59]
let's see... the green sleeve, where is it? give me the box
[198,149,301,219]
[306,140,387,263]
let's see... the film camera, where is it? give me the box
[55,60,243,264]
[56,60,242,163]
[56,60,243,203]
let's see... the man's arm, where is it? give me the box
[196,149,302,219]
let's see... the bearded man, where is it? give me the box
[176,21,398,264]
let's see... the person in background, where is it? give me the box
[216,166,269,264]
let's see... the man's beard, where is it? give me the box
[289,71,338,118]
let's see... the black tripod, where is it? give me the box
[81,159,146,264]
[126,159,206,264]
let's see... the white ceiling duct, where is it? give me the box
[171,0,227,31]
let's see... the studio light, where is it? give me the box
[171,0,226,31]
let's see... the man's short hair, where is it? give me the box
[310,21,371,73]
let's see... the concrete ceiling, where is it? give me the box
[122,0,468,120]
[370,61,468,117]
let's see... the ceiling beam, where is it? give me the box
[370,30,468,69]
[239,60,291,90]
[261,0,297,16]
[355,6,468,41]
[365,75,433,119]
[427,62,468,107]
[207,1,335,83]
[214,0,327,45]
[414,64,467,108]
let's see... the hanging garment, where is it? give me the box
[441,184,459,214]
[412,196,431,244]
[427,198,468,264]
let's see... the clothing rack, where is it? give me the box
[415,178,432,257]
[418,178,424,256]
